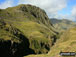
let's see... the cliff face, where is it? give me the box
[0,4,58,56]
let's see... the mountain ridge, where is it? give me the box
[0,4,58,57]
[50,18,76,32]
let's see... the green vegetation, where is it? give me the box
[25,27,76,57]
[0,4,76,57]
[0,4,58,56]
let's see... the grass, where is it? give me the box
[24,27,76,57]
[0,4,76,57]
[0,4,57,54]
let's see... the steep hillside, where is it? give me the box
[48,27,76,57]
[0,4,58,57]
[0,20,35,57]
[25,27,76,57]
[50,18,76,32]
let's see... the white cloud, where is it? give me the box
[0,0,13,9]
[0,0,69,19]
[56,5,76,21]
[71,6,76,19]
[18,0,67,18]
[57,14,74,21]
[1,0,75,21]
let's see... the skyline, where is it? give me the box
[0,0,76,21]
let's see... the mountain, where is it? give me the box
[1,4,75,57]
[0,4,58,57]
[50,18,76,32]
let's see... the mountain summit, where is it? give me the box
[0,4,58,57]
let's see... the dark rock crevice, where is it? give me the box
[0,35,35,57]
[51,35,58,46]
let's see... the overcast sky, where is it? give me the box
[0,0,76,21]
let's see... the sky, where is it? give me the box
[0,0,76,21]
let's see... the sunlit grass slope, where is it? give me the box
[25,27,76,57]
[0,4,58,55]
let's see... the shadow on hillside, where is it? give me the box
[0,34,35,57]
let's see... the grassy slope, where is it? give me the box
[48,27,76,57]
[0,4,57,54]
[0,4,76,57]
[25,27,76,57]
